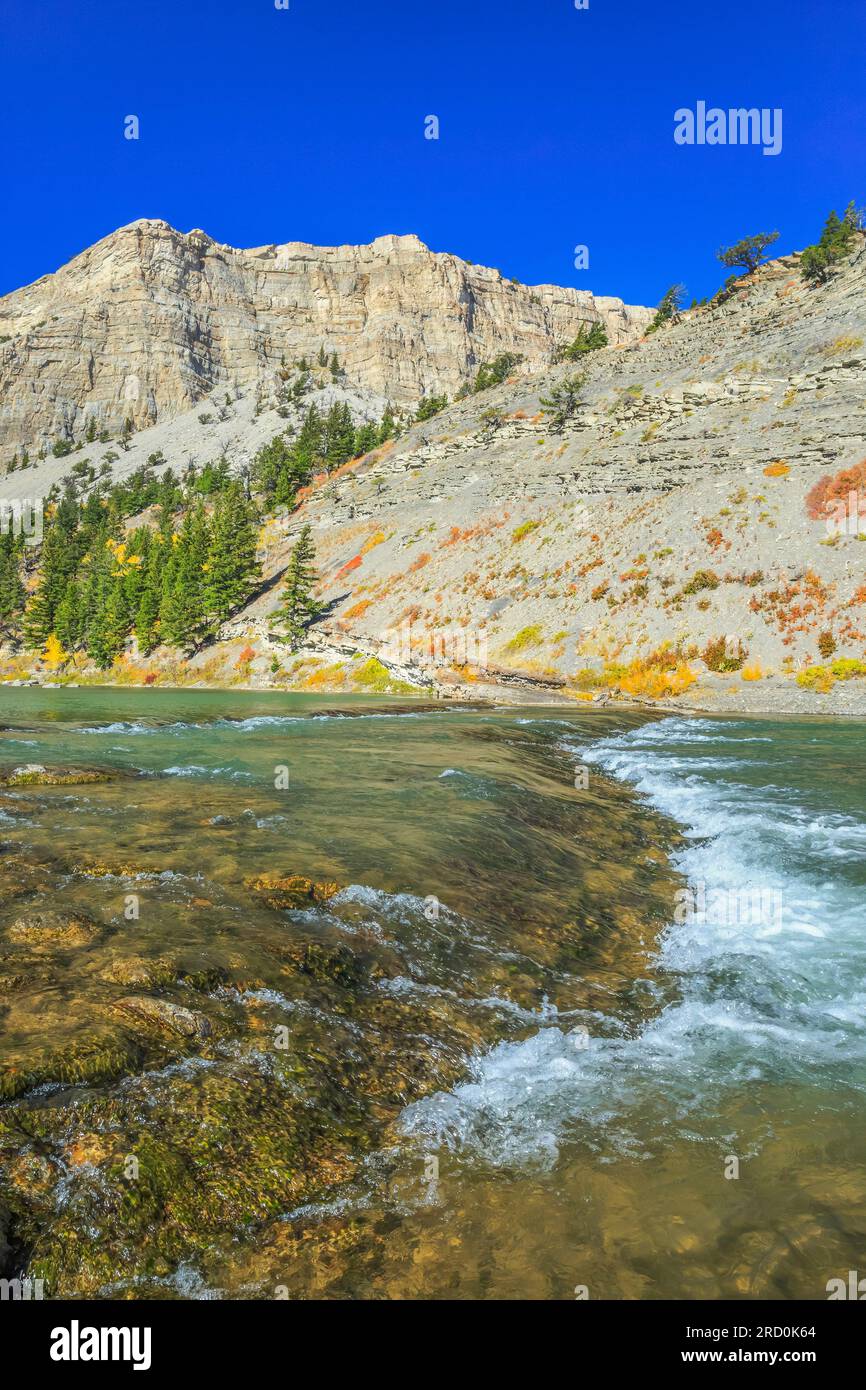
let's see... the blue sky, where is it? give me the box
[2,0,864,307]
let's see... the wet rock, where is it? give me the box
[0,1032,140,1100]
[7,910,104,949]
[0,765,116,788]
[270,940,367,988]
[100,957,177,989]
[112,995,212,1040]
[245,874,341,909]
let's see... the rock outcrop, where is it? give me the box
[0,220,652,458]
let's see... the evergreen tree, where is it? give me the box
[54,578,86,652]
[271,525,321,649]
[716,230,780,276]
[203,482,261,631]
[0,531,25,637]
[378,406,396,443]
[159,502,211,651]
[23,512,75,647]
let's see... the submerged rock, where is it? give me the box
[100,957,178,989]
[112,995,212,1040]
[7,910,104,949]
[270,939,367,988]
[245,874,341,909]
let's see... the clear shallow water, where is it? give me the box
[0,690,864,1299]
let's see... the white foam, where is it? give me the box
[401,716,866,1167]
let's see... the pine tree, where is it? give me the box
[159,502,211,651]
[134,536,163,655]
[0,531,25,637]
[378,406,395,443]
[87,575,129,668]
[203,482,261,631]
[54,579,85,652]
[271,525,321,649]
[23,514,75,647]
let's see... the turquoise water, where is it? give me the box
[1,690,864,1298]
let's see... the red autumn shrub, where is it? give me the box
[336,555,362,579]
[806,459,866,520]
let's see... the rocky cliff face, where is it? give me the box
[0,220,652,459]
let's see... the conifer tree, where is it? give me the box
[159,502,211,651]
[203,482,261,631]
[54,579,85,653]
[271,525,321,649]
[0,531,25,637]
[23,514,75,647]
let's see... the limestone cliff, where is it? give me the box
[0,220,652,458]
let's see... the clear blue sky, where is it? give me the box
[2,0,864,307]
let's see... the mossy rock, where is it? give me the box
[269,939,367,988]
[245,874,341,910]
[100,956,178,989]
[7,910,104,950]
[111,995,213,1041]
[0,764,116,788]
[0,1032,142,1100]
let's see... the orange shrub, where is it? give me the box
[336,555,362,579]
[806,459,866,520]
[343,599,372,620]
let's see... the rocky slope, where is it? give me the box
[0,220,651,460]
[4,230,866,716]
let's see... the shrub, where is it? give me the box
[504,625,544,652]
[703,637,746,672]
[682,569,720,596]
[830,657,866,680]
[796,666,834,693]
[619,662,696,699]
[818,631,837,659]
[764,461,790,478]
[805,459,866,522]
[512,520,541,542]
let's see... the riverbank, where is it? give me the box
[5,661,866,719]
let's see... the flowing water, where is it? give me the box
[0,690,863,1299]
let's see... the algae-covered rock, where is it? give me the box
[0,1032,141,1100]
[7,910,104,950]
[270,939,367,988]
[112,995,212,1040]
[0,764,116,788]
[100,957,178,989]
[245,874,341,909]
[77,859,156,879]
